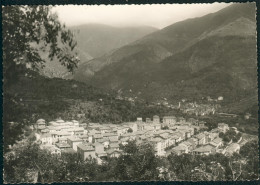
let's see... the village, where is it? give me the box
[34,114,246,164]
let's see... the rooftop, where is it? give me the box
[226,143,240,153]
[110,143,120,148]
[172,145,187,151]
[195,133,205,139]
[93,142,103,147]
[77,143,94,151]
[37,119,45,123]
[41,133,51,138]
[56,131,71,136]
[163,116,176,119]
[55,143,71,148]
[98,138,109,143]
[56,119,65,123]
[68,137,83,142]
[193,144,214,153]
[62,148,76,154]
[106,148,122,155]
[211,137,223,144]
[103,132,117,137]
[109,137,119,142]
[79,134,89,139]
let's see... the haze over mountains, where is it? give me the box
[71,24,158,59]
[73,3,257,105]
[40,24,157,77]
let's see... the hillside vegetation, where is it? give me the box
[39,24,157,78]
[3,72,179,150]
[73,4,257,113]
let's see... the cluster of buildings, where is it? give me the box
[34,115,240,164]
[168,122,240,156]
[179,102,220,116]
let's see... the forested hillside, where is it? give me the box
[39,24,157,78]
[4,72,180,150]
[74,4,257,113]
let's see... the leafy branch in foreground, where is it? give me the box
[2,5,79,86]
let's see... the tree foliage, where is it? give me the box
[2,5,79,86]
[4,140,259,183]
[219,128,242,143]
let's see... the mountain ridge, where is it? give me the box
[40,24,158,78]
[73,3,257,106]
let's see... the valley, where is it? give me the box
[3,3,258,183]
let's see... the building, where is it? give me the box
[153,115,160,124]
[199,121,206,128]
[218,123,229,133]
[103,132,117,139]
[72,120,79,127]
[56,131,71,139]
[93,142,107,163]
[62,148,76,155]
[128,122,138,132]
[244,113,252,120]
[106,149,122,158]
[109,142,120,150]
[179,142,193,153]
[109,136,119,143]
[195,133,206,145]
[94,134,104,143]
[186,138,198,150]
[67,137,83,151]
[209,137,223,149]
[163,116,177,125]
[77,143,96,160]
[56,119,65,124]
[73,127,84,136]
[193,144,215,155]
[117,127,129,136]
[218,96,224,101]
[137,123,145,131]
[178,117,186,124]
[99,138,110,148]
[99,127,111,134]
[225,143,240,156]
[79,134,89,142]
[36,119,46,129]
[55,143,71,151]
[188,118,198,125]
[40,129,49,134]
[58,137,68,143]
[42,145,61,155]
[137,117,143,123]
[170,145,188,155]
[151,137,166,156]
[40,133,52,145]
[146,118,152,123]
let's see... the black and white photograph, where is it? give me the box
[2,2,259,183]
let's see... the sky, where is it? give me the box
[53,3,232,29]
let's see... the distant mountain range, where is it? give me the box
[73,3,257,105]
[71,24,158,59]
[40,24,157,78]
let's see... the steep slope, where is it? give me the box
[78,3,257,106]
[40,24,157,78]
[74,3,256,82]
[71,24,158,59]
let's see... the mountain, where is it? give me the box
[74,3,257,106]
[39,24,158,78]
[71,24,158,59]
